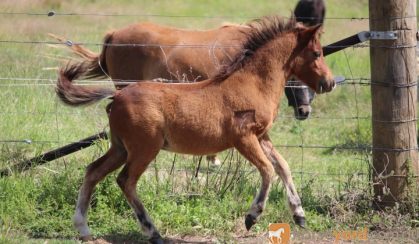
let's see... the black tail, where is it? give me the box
[56,63,115,106]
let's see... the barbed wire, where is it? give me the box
[2,77,417,89]
[0,39,416,52]
[0,77,363,87]
[0,109,372,122]
[1,138,417,153]
[0,10,415,22]
[0,40,241,48]
[1,39,416,50]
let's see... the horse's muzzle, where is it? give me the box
[294,105,311,120]
[316,78,336,94]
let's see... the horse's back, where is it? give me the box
[104,22,247,82]
[105,23,178,81]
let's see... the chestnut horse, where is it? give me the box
[57,16,335,243]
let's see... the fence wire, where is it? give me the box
[0,39,416,50]
[0,10,415,21]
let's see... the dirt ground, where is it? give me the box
[87,228,418,243]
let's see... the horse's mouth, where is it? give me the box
[316,79,336,94]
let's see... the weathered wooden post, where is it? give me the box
[369,0,419,207]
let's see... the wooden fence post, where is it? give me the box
[369,0,419,207]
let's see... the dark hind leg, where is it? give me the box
[234,135,275,230]
[260,135,305,227]
[116,145,164,244]
[73,146,127,241]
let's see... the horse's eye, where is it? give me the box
[314,51,321,58]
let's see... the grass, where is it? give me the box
[0,0,417,243]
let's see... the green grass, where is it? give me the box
[0,0,417,243]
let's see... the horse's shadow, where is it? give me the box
[98,233,212,244]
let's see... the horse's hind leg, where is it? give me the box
[234,135,275,230]
[206,154,221,166]
[116,145,163,244]
[73,146,126,241]
[260,135,305,227]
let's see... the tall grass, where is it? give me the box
[1,0,416,243]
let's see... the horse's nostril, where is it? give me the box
[299,109,309,116]
[296,106,311,120]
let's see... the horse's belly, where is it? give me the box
[162,133,231,155]
[164,144,231,155]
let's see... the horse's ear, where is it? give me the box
[312,24,323,36]
[308,24,322,38]
[298,24,322,42]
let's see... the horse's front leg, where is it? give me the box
[234,135,275,230]
[260,134,305,227]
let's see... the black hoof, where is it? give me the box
[245,214,257,231]
[293,215,305,228]
[149,235,164,244]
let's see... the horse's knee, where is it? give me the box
[263,165,275,181]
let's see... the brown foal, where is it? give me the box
[53,20,316,165]
[56,16,335,243]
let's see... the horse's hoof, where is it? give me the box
[80,235,93,242]
[293,215,305,228]
[245,214,257,231]
[149,235,164,244]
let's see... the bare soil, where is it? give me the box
[86,228,418,244]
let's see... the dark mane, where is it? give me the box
[212,16,297,83]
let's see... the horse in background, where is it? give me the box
[285,0,326,109]
[56,16,335,243]
[294,0,326,26]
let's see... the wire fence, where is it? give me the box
[0,10,416,21]
[0,7,417,210]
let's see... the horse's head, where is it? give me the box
[284,81,315,120]
[289,24,335,94]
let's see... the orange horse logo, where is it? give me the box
[268,223,291,244]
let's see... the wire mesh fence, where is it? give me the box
[0,8,417,211]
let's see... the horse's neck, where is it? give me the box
[221,34,296,104]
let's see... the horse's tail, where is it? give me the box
[56,63,115,106]
[49,32,114,80]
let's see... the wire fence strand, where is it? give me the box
[0,39,416,50]
[0,10,415,21]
